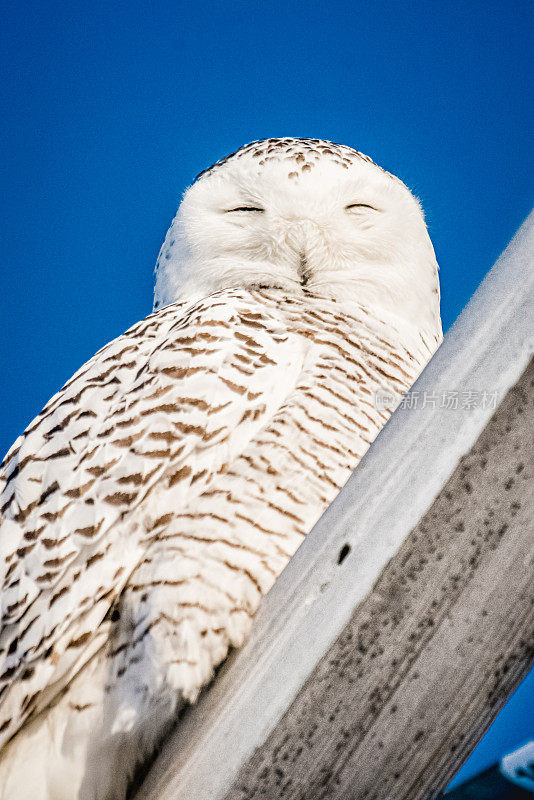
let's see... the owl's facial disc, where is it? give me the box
[153,138,441,336]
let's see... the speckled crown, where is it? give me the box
[194,137,377,183]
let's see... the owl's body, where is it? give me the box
[0,139,442,799]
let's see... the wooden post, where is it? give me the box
[135,213,534,800]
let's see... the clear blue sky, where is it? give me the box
[1,0,532,786]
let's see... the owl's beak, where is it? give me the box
[298,252,311,286]
[286,220,316,287]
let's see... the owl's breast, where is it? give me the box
[102,292,432,713]
[143,296,427,601]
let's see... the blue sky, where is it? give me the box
[1,0,533,786]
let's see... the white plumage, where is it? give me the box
[0,138,442,799]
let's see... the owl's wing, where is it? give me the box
[0,289,306,744]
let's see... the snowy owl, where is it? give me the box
[0,138,442,800]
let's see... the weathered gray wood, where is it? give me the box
[225,358,534,800]
[136,212,534,800]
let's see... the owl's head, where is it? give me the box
[154,138,441,336]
